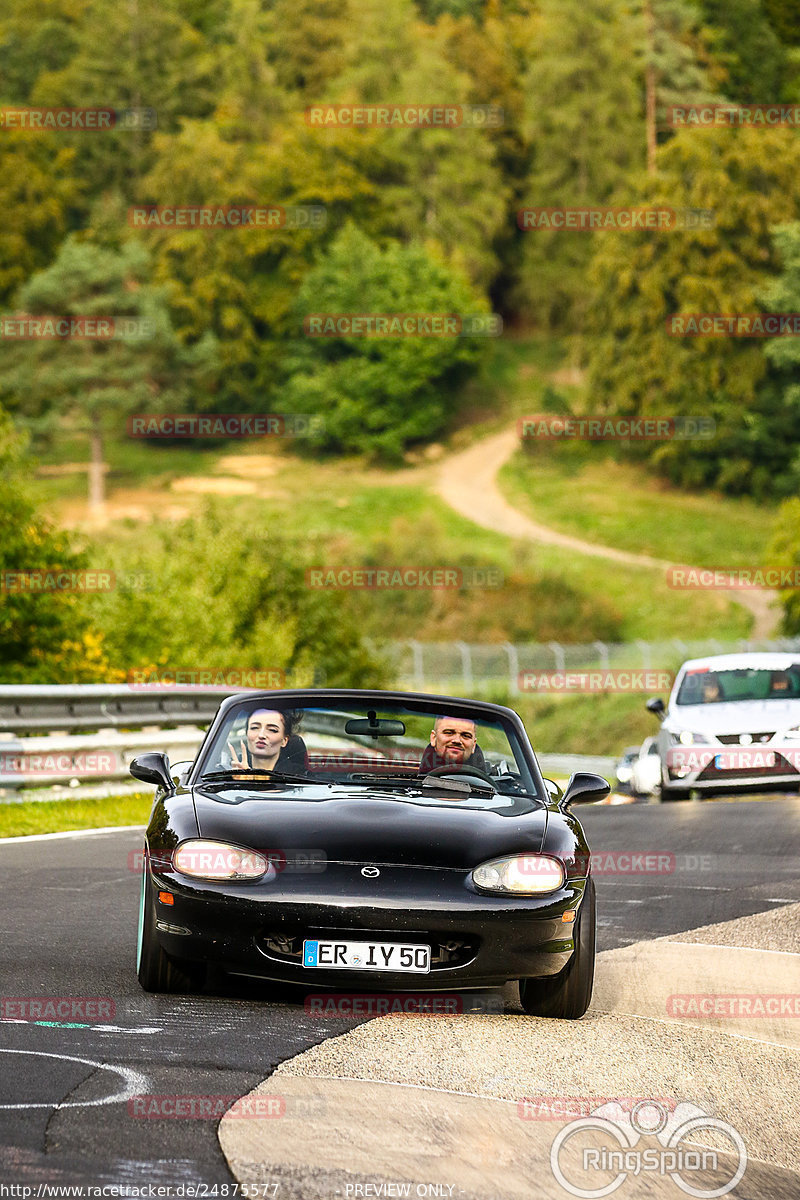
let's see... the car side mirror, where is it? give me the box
[130,752,174,790]
[646,697,666,719]
[560,772,610,809]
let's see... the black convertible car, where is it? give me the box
[131,689,608,1018]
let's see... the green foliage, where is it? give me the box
[279,225,490,459]
[762,0,800,46]
[0,131,78,305]
[583,127,800,496]
[697,0,787,101]
[514,0,645,328]
[767,498,800,633]
[2,236,218,497]
[0,407,110,682]
[90,506,387,688]
[317,506,624,643]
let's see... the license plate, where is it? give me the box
[302,939,431,973]
[714,751,775,770]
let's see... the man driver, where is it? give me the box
[419,715,487,772]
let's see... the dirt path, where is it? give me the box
[434,428,779,638]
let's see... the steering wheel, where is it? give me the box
[424,764,496,787]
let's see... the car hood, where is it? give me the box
[191,783,547,870]
[666,698,800,736]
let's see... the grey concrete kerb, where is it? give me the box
[219,922,800,1198]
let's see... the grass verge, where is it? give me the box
[0,793,152,838]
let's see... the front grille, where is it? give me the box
[258,929,478,969]
[716,733,774,745]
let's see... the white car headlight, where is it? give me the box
[674,731,710,746]
[472,854,565,895]
[173,839,272,881]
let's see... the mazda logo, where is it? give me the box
[361,866,380,878]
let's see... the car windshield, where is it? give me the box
[676,664,800,705]
[196,697,541,810]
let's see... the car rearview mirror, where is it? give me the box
[344,716,406,737]
[646,697,666,718]
[560,772,610,809]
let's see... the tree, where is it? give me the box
[639,0,721,175]
[582,127,800,495]
[90,507,387,688]
[768,497,800,633]
[0,406,111,682]
[762,0,800,46]
[514,0,645,329]
[0,130,78,305]
[696,0,787,102]
[280,224,491,460]
[2,236,217,517]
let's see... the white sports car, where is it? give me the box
[646,652,800,800]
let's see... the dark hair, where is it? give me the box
[246,708,295,738]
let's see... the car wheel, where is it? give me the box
[518,878,596,1019]
[137,858,205,993]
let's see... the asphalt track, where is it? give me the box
[1,795,799,1189]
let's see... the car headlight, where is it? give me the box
[784,726,800,740]
[472,854,565,895]
[672,731,710,746]
[172,839,272,881]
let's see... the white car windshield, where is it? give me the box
[676,664,800,705]
[197,698,541,809]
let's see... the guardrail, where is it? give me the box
[0,684,238,733]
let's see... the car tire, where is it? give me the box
[518,878,596,1019]
[137,859,205,993]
